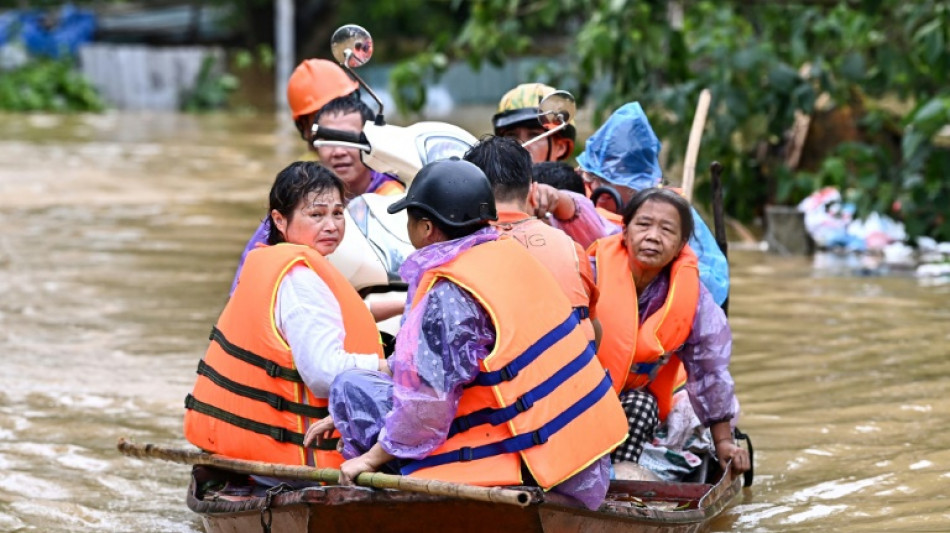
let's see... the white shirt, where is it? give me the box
[275,265,380,398]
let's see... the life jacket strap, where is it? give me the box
[630,351,674,382]
[448,341,596,438]
[184,394,338,451]
[209,326,302,382]
[196,360,329,419]
[400,372,613,475]
[472,308,584,387]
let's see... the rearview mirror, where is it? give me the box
[537,90,576,131]
[331,24,374,68]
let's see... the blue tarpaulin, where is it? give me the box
[0,4,96,59]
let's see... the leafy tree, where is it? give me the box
[389,0,950,240]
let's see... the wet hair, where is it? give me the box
[406,206,485,241]
[621,187,694,244]
[267,161,345,245]
[462,135,532,203]
[532,161,586,195]
[313,92,374,124]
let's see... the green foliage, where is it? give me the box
[181,55,239,112]
[0,58,104,112]
[391,0,950,240]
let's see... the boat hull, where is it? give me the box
[187,466,742,533]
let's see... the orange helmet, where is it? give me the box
[286,59,360,120]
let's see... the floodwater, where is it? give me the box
[1,112,948,532]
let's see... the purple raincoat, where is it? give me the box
[329,227,612,510]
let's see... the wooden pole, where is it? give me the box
[117,438,533,508]
[681,88,712,203]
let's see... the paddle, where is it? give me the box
[116,438,534,507]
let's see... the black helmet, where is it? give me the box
[387,159,497,227]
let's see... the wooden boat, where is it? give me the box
[186,462,743,533]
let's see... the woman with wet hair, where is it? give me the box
[184,161,389,472]
[589,187,750,476]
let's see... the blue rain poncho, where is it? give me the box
[576,102,663,191]
[577,102,730,305]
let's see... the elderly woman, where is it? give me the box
[184,161,390,470]
[588,187,750,475]
[577,102,730,307]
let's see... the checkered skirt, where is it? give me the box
[610,388,659,463]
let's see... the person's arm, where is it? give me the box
[276,266,386,398]
[229,219,270,296]
[677,285,749,473]
[336,280,493,481]
[677,285,736,425]
[367,297,405,322]
[547,189,620,249]
[379,280,493,458]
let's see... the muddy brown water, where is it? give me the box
[1,112,948,532]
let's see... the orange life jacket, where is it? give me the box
[399,238,627,489]
[589,234,699,421]
[492,211,595,341]
[183,243,383,467]
[596,206,624,229]
[371,178,405,196]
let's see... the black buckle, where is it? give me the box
[454,417,471,433]
[515,395,533,413]
[270,427,288,442]
[264,361,281,378]
[267,394,285,411]
[457,447,474,462]
[184,394,195,409]
[208,327,216,341]
[500,366,518,381]
[575,306,590,319]
[531,430,548,446]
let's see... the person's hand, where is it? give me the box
[715,439,751,474]
[302,416,335,448]
[377,358,392,376]
[339,454,381,486]
[529,183,561,218]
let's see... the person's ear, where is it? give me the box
[552,138,573,161]
[271,209,287,236]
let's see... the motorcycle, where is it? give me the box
[315,24,576,343]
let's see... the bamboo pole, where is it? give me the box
[117,438,533,507]
[681,88,712,203]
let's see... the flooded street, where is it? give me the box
[1,112,948,532]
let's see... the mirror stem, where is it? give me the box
[343,50,386,124]
[521,121,567,148]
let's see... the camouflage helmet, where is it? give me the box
[492,83,577,143]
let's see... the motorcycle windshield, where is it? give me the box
[347,195,413,285]
[421,136,471,164]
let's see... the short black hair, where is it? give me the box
[314,92,374,124]
[532,161,585,195]
[463,135,532,203]
[621,187,694,244]
[267,161,345,245]
[406,206,484,241]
